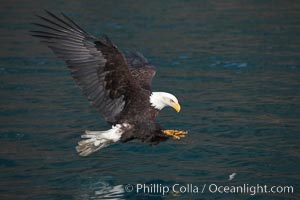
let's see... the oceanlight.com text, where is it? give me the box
[124,183,294,196]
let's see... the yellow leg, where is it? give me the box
[162,129,188,140]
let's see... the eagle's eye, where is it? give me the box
[170,99,175,103]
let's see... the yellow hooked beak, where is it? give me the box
[172,102,181,112]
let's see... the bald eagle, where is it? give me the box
[31,11,188,156]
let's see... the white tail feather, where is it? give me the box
[76,125,123,156]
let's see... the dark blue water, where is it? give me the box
[0,1,299,199]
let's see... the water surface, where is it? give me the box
[0,1,299,199]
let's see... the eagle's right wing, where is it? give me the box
[125,52,157,91]
[31,11,138,123]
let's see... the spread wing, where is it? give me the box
[31,11,138,123]
[125,52,156,91]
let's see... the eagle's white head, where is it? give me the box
[150,92,181,112]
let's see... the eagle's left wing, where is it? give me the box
[31,11,139,123]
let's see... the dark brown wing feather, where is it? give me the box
[125,52,156,91]
[31,11,138,123]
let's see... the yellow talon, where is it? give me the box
[163,129,188,140]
